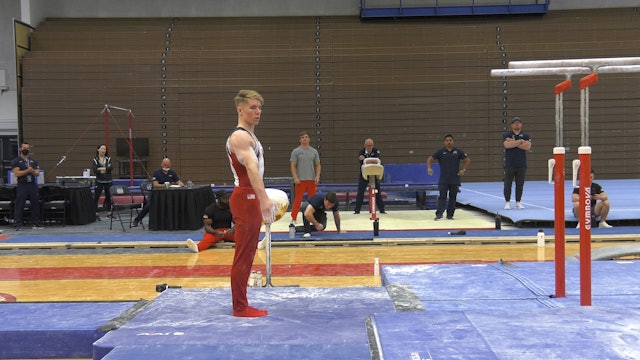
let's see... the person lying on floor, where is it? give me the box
[186,189,235,252]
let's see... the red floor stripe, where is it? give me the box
[0,263,373,280]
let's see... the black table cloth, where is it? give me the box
[0,184,96,226]
[62,185,97,225]
[149,185,214,231]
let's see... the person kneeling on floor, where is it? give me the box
[296,191,347,238]
[258,191,347,249]
[186,190,235,252]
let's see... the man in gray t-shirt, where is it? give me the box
[290,131,321,225]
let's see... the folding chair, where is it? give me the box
[39,185,68,225]
[109,185,144,231]
[0,185,15,224]
[139,180,153,206]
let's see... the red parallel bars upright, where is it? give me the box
[578,72,598,306]
[552,79,571,298]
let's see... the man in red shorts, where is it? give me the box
[186,189,234,252]
[225,89,274,318]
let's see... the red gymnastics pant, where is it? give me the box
[229,187,261,313]
[291,180,317,222]
[196,229,235,252]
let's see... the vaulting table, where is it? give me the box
[148,185,214,231]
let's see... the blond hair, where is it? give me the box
[234,89,264,107]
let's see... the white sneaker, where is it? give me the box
[599,221,613,228]
[186,238,198,253]
[504,202,511,210]
[303,233,311,238]
[516,202,525,209]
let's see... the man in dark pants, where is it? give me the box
[296,191,347,237]
[353,138,385,215]
[426,134,470,221]
[11,142,45,230]
[503,117,532,210]
[133,158,184,227]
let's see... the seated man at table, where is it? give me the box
[186,189,234,252]
[133,158,184,227]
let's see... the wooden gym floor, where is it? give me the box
[1,207,638,303]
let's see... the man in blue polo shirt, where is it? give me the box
[503,117,532,210]
[427,134,471,221]
[133,158,184,227]
[296,191,347,237]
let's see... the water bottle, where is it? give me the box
[255,271,262,287]
[537,229,545,247]
[374,258,380,276]
[248,271,256,287]
[495,214,501,230]
[187,180,193,189]
[289,223,296,239]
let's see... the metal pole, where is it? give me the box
[577,72,598,306]
[552,78,570,298]
[128,110,134,186]
[104,105,110,152]
[509,57,640,69]
[264,224,273,287]
[491,67,590,78]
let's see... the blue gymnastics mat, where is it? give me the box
[94,287,394,359]
[374,261,640,359]
[458,179,640,226]
[381,261,640,310]
[0,301,137,359]
[372,306,640,360]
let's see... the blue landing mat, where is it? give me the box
[0,301,136,359]
[103,344,368,360]
[94,287,394,360]
[458,180,640,226]
[382,261,640,310]
[372,307,640,360]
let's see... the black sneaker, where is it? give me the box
[132,219,140,227]
[446,216,454,220]
[353,210,360,214]
[13,226,21,231]
[434,215,443,221]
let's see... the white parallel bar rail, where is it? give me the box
[508,57,640,69]
[491,67,590,77]
[491,65,640,78]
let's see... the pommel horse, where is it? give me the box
[361,157,384,236]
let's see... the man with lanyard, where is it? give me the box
[353,138,386,215]
[427,134,471,221]
[133,158,184,227]
[12,142,45,230]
